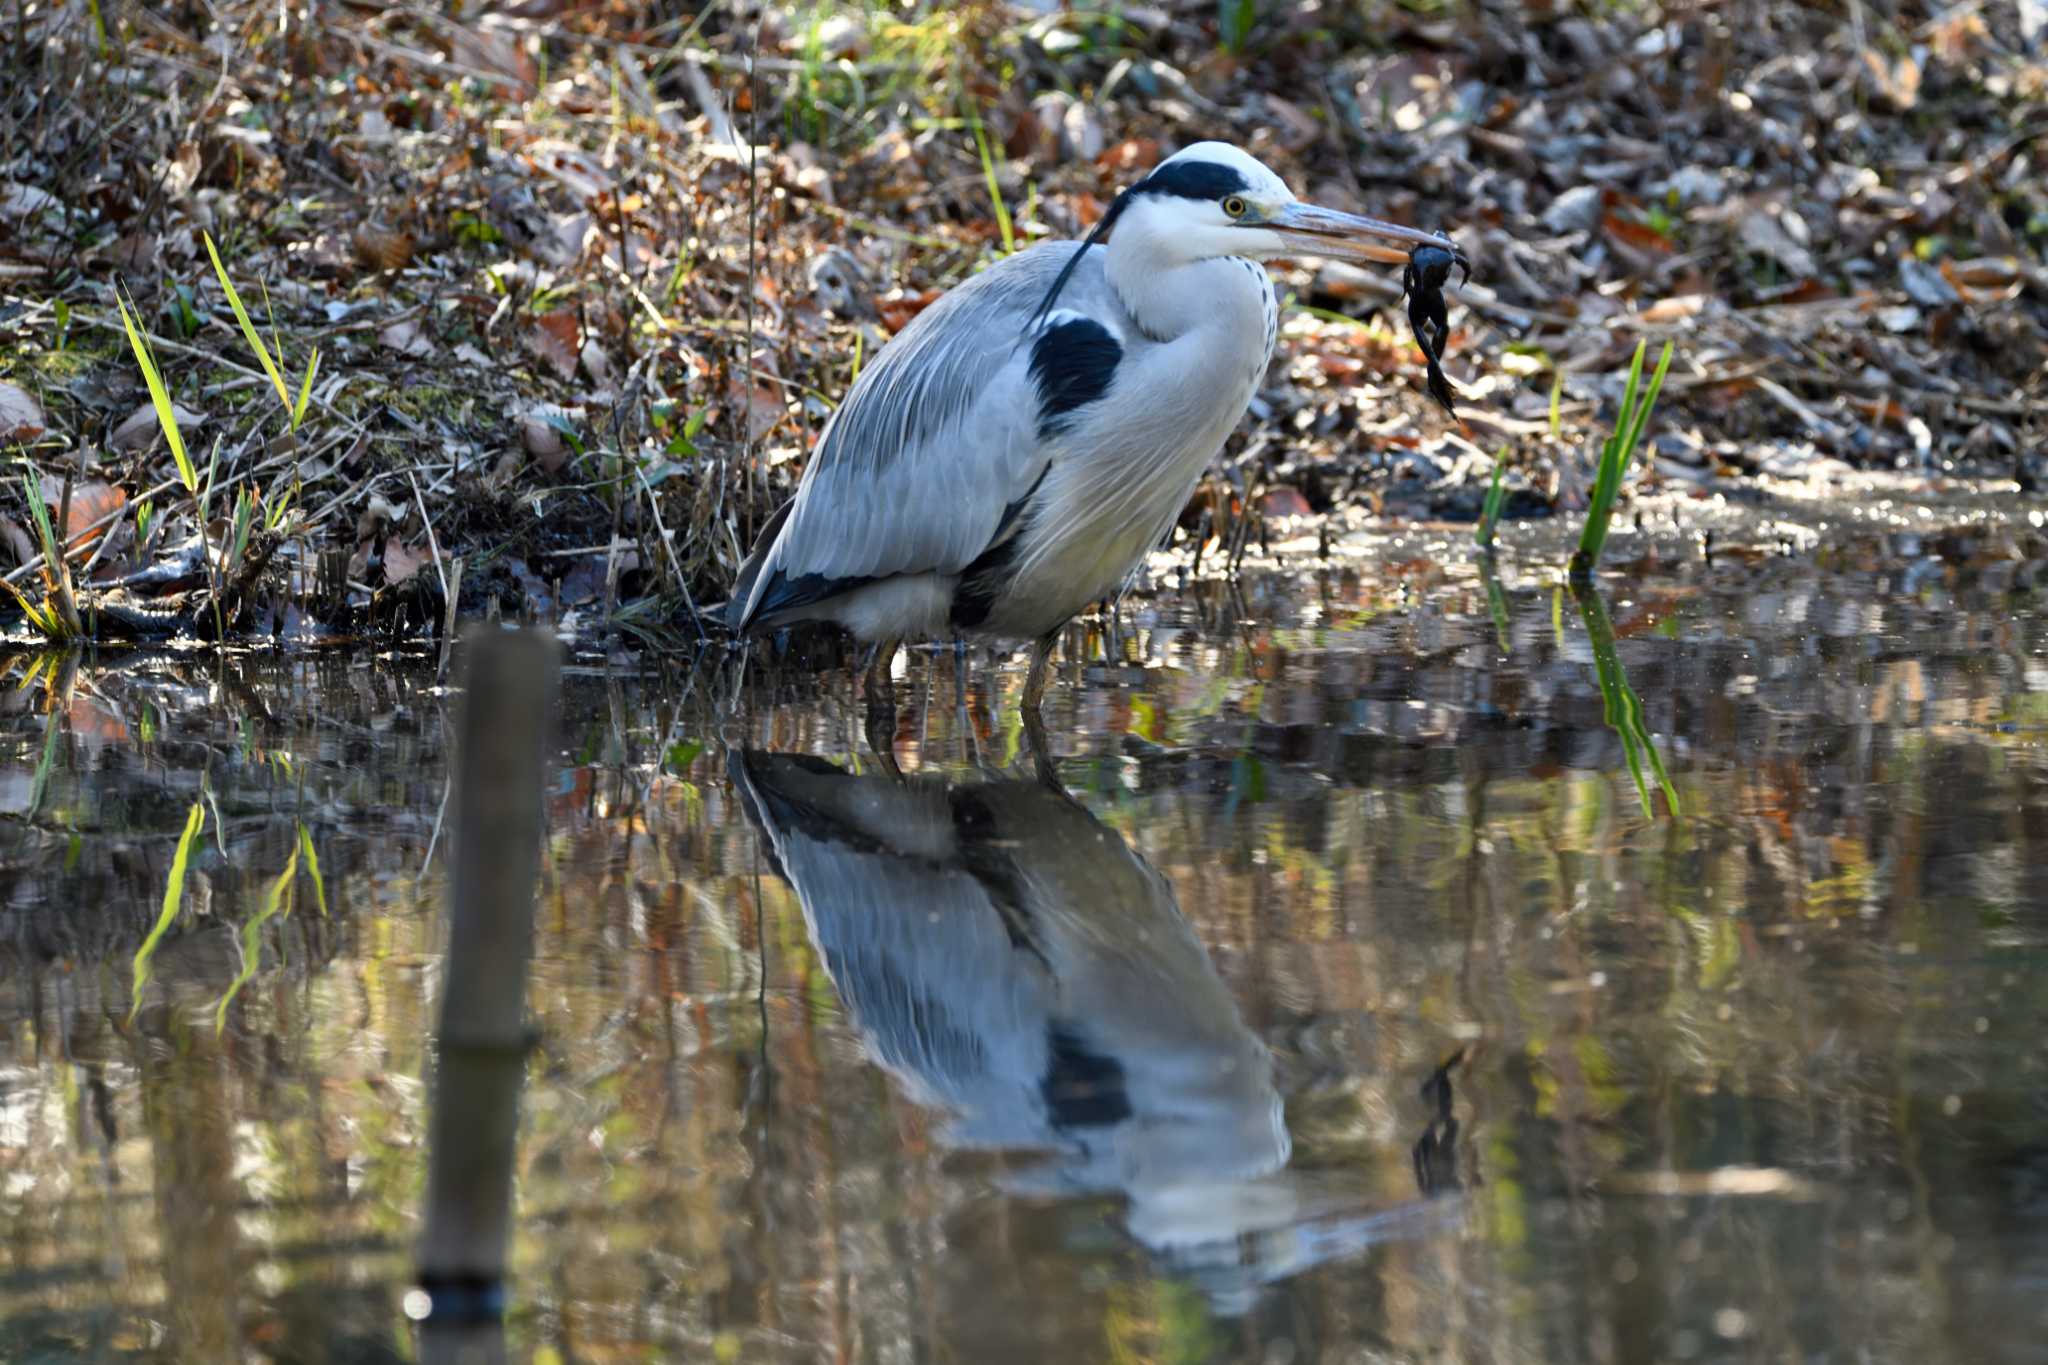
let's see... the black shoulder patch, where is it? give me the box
[1028,316,1121,440]
[1041,1024,1132,1129]
[1136,158,1250,202]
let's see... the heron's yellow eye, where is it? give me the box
[1222,196,1248,219]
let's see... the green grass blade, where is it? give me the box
[971,115,1015,256]
[1572,339,1675,578]
[292,347,321,431]
[1,578,57,637]
[14,475,81,637]
[214,843,299,1034]
[1614,340,1675,477]
[203,232,290,408]
[1474,451,1509,549]
[115,292,196,491]
[20,473,60,560]
[130,799,206,1022]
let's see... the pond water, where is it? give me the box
[3,521,2047,1363]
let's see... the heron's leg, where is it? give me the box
[1021,704,1063,791]
[1021,630,1059,716]
[862,637,903,781]
[861,637,899,701]
[953,639,976,766]
[863,693,902,781]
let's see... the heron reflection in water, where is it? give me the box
[731,749,1462,1310]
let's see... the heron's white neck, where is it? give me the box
[1103,202,1272,344]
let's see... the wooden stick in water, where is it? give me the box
[414,626,560,1361]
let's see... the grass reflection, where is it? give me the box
[1477,552,1512,654]
[129,798,206,1022]
[1570,579,1680,819]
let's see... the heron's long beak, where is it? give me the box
[1263,202,1463,269]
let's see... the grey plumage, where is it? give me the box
[729,749,1287,1194]
[727,142,1463,705]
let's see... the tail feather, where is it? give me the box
[728,498,796,634]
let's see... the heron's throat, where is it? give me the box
[1101,209,1273,352]
[1104,241,1243,341]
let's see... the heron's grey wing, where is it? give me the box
[732,241,1118,631]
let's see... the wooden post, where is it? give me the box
[412,627,559,1364]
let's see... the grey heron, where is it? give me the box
[727,141,1464,711]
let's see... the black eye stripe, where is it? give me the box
[1135,160,1252,202]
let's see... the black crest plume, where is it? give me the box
[1026,187,1135,331]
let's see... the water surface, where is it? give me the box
[3,524,2046,1363]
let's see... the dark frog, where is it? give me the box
[1403,243,1468,417]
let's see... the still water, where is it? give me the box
[2,524,2046,1363]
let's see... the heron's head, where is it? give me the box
[1118,141,1461,270]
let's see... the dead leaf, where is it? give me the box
[1946,257,2020,289]
[111,400,208,453]
[1861,49,1921,110]
[0,515,33,566]
[1739,210,1817,278]
[381,536,428,586]
[1941,256,2022,303]
[52,481,128,549]
[1260,487,1313,519]
[529,308,580,380]
[1640,294,1708,324]
[379,317,435,357]
[1899,257,1960,308]
[521,414,570,473]
[1262,95,1321,152]
[92,230,158,278]
[876,288,944,334]
[351,225,417,271]
[1604,213,1674,254]
[1061,190,1108,230]
[1096,138,1161,176]
[743,383,785,441]
[440,23,537,92]
[0,381,44,442]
